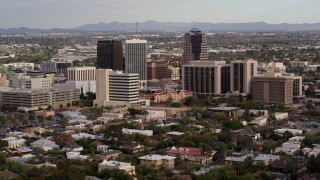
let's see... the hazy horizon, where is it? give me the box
[1,0,320,29]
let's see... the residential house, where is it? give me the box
[119,143,145,154]
[166,146,217,165]
[97,145,109,153]
[62,143,83,152]
[67,151,89,160]
[274,128,303,136]
[122,128,153,136]
[274,136,304,155]
[225,154,253,165]
[98,160,136,175]
[30,138,59,151]
[302,144,320,157]
[253,154,280,165]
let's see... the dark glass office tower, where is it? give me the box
[97,40,123,70]
[183,28,208,64]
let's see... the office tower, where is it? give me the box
[95,69,141,107]
[251,73,293,104]
[41,60,73,73]
[67,67,96,81]
[182,61,230,95]
[109,71,139,102]
[230,59,258,94]
[183,28,208,64]
[97,40,123,70]
[147,60,169,80]
[125,39,147,80]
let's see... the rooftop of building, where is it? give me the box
[100,160,132,167]
[138,154,176,160]
[166,146,216,156]
[209,106,240,111]
[253,154,280,161]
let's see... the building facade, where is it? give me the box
[97,40,123,70]
[251,74,294,105]
[41,60,73,73]
[147,60,169,80]
[109,71,139,102]
[67,67,96,81]
[0,87,80,110]
[182,61,230,95]
[94,69,143,107]
[125,39,147,80]
[183,28,208,64]
[230,59,258,94]
[9,74,52,89]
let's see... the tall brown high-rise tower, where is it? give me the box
[97,40,123,70]
[183,28,208,64]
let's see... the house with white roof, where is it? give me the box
[225,154,254,165]
[71,133,103,140]
[67,151,89,160]
[303,144,320,157]
[122,128,153,136]
[274,128,303,136]
[98,160,135,175]
[62,143,83,152]
[253,154,280,165]
[30,138,59,151]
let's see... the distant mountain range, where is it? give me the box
[2,20,320,33]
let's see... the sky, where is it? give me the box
[1,0,319,29]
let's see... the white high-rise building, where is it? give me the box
[94,69,148,107]
[109,71,140,102]
[125,40,147,81]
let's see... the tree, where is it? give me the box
[171,102,182,108]
[67,103,71,107]
[307,155,320,173]
[38,115,45,123]
[59,104,63,109]
[305,86,316,98]
[0,140,8,148]
[46,104,53,110]
[28,113,36,122]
